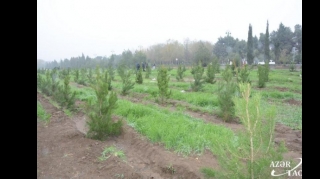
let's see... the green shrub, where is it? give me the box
[87,68,94,84]
[157,66,171,104]
[121,70,135,96]
[258,65,267,88]
[191,62,205,92]
[86,72,122,140]
[237,64,251,84]
[104,71,112,90]
[176,64,186,81]
[217,66,237,122]
[205,61,217,84]
[289,62,296,72]
[54,75,76,110]
[107,61,115,81]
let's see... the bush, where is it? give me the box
[289,62,296,72]
[107,61,115,81]
[121,70,135,96]
[191,62,205,92]
[157,66,171,104]
[87,68,94,84]
[236,64,251,84]
[258,65,267,88]
[176,64,186,81]
[38,70,59,96]
[217,66,237,122]
[54,75,76,110]
[205,61,217,84]
[104,71,112,91]
[86,72,122,140]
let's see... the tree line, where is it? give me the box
[38,22,302,69]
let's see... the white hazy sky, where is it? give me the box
[37,0,302,62]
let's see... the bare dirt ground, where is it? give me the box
[37,91,302,179]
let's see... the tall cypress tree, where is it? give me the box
[264,21,270,82]
[264,21,270,63]
[247,24,254,65]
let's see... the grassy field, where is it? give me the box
[38,65,302,155]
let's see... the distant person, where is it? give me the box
[152,63,156,70]
[142,62,146,71]
[136,63,140,71]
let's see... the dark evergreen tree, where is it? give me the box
[157,66,171,104]
[86,71,122,140]
[104,71,112,91]
[264,21,270,63]
[55,75,76,110]
[191,62,205,92]
[247,24,254,65]
[264,21,270,82]
[205,60,217,84]
[217,66,237,122]
[176,64,186,81]
[121,70,135,96]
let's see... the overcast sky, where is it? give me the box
[37,0,302,62]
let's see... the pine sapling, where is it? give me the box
[117,65,126,81]
[191,62,205,92]
[236,64,251,84]
[121,70,135,96]
[157,66,171,104]
[54,75,76,110]
[211,83,286,179]
[50,69,59,96]
[205,61,217,84]
[258,65,267,88]
[176,64,186,81]
[217,66,237,122]
[104,71,112,91]
[107,63,115,81]
[86,72,122,140]
[87,68,94,84]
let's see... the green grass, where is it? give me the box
[201,168,216,178]
[98,145,126,161]
[65,68,301,131]
[115,99,235,155]
[37,101,51,123]
[63,109,73,117]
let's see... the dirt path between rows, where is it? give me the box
[37,92,220,179]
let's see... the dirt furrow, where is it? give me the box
[37,92,219,179]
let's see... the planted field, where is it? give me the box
[37,66,302,178]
